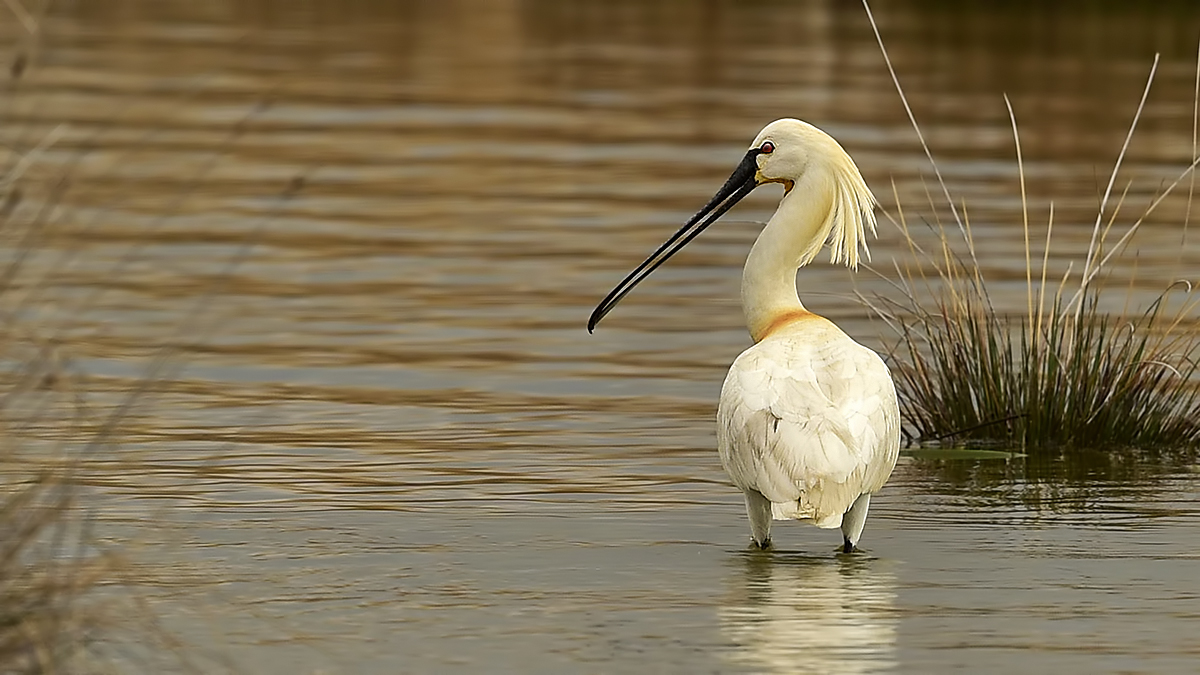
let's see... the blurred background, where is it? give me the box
[3,1,1199,673]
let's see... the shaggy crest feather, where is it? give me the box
[756,119,877,270]
[826,157,878,269]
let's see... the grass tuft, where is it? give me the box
[862,2,1200,452]
[870,270,1200,450]
[0,458,110,673]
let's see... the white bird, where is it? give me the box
[588,119,900,552]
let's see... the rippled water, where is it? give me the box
[4,1,1200,672]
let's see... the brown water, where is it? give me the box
[5,1,1200,672]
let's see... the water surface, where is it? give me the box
[3,1,1200,672]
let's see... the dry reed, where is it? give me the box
[861,2,1200,452]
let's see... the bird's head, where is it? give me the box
[749,119,834,187]
[749,119,878,269]
[587,118,877,332]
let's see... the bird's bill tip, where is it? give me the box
[586,299,613,333]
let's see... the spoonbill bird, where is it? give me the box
[588,119,900,552]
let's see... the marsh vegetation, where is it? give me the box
[862,8,1200,453]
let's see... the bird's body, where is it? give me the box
[589,118,900,552]
[719,314,899,550]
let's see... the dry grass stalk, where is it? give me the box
[861,1,1200,452]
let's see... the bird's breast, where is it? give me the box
[751,309,828,343]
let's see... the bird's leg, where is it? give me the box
[743,490,773,549]
[839,493,872,554]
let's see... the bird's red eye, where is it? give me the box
[760,141,775,154]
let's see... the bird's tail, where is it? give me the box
[771,500,843,529]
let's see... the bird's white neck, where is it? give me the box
[741,172,834,342]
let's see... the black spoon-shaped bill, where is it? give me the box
[587,148,763,332]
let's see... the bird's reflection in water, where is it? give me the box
[719,551,898,674]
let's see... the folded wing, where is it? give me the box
[717,324,900,528]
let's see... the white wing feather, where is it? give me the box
[717,319,900,529]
